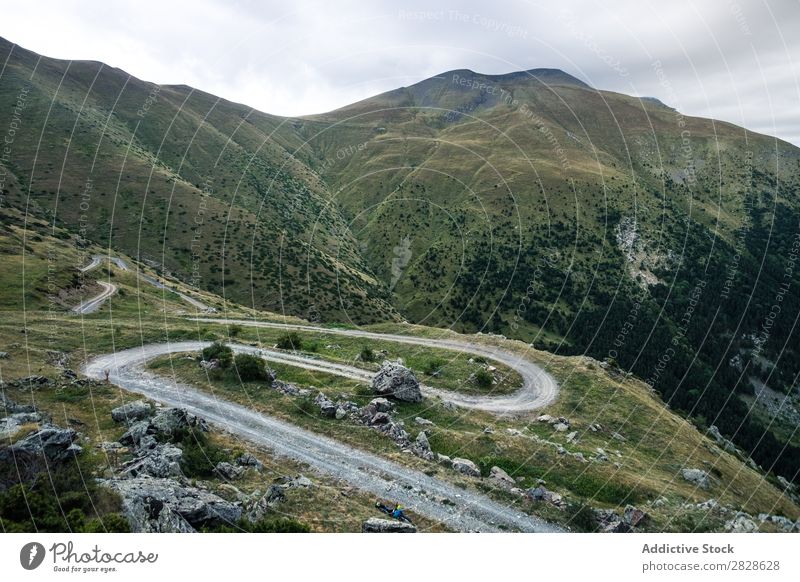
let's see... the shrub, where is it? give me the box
[565,501,598,532]
[359,346,375,362]
[0,460,128,532]
[201,341,232,369]
[473,368,494,388]
[173,429,230,478]
[228,324,243,338]
[422,358,445,375]
[205,517,310,533]
[276,332,303,351]
[233,353,268,382]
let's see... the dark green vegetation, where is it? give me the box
[202,341,233,368]
[1,36,800,488]
[233,353,270,381]
[0,454,129,533]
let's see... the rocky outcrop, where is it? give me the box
[372,361,422,402]
[121,443,183,478]
[10,425,82,461]
[102,476,242,532]
[111,400,152,423]
[362,517,416,533]
[681,468,710,490]
[725,512,758,533]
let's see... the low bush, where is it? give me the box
[201,341,232,369]
[233,353,269,382]
[359,346,375,362]
[473,368,494,388]
[276,332,303,351]
[172,428,230,479]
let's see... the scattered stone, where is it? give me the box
[335,407,347,420]
[288,474,313,488]
[362,517,416,533]
[111,400,152,423]
[214,461,245,480]
[235,452,263,470]
[725,512,758,533]
[527,486,547,501]
[412,431,434,460]
[451,457,480,477]
[489,466,515,487]
[370,398,393,412]
[553,422,569,432]
[623,505,648,527]
[0,351,8,359]
[370,412,391,425]
[483,426,494,434]
[372,361,422,402]
[536,414,553,423]
[565,431,578,442]
[681,468,710,490]
[707,425,737,453]
[436,453,452,466]
[199,359,219,370]
[611,432,626,442]
[414,416,434,427]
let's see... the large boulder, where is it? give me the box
[111,400,152,423]
[681,468,710,490]
[372,361,422,403]
[451,457,481,477]
[102,477,242,532]
[362,517,416,533]
[489,466,515,487]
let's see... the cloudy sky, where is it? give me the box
[2,0,798,144]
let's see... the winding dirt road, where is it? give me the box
[83,341,563,532]
[76,255,213,313]
[191,317,559,414]
[73,281,117,314]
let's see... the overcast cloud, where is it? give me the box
[2,0,798,144]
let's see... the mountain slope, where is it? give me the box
[0,36,396,323]
[2,39,800,485]
[296,68,800,485]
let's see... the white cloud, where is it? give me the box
[2,0,798,143]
